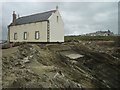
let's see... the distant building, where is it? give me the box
[85,30,114,36]
[8,6,64,43]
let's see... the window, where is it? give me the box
[35,31,39,40]
[57,16,59,22]
[24,32,27,40]
[14,33,17,40]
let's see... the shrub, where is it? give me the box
[2,43,11,49]
[12,42,27,47]
[114,36,120,47]
[12,42,20,47]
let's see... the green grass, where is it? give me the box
[64,35,118,41]
[65,35,120,47]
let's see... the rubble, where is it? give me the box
[2,41,120,88]
[66,54,84,59]
[22,56,30,64]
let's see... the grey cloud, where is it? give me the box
[61,2,118,35]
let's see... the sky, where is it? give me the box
[1,1,119,40]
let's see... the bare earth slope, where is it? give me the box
[2,41,120,88]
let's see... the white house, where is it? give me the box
[8,6,64,43]
[85,30,114,36]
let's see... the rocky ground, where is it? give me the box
[2,40,120,88]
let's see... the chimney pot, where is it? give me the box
[18,14,19,18]
[56,5,58,10]
[12,11,16,25]
[13,11,15,14]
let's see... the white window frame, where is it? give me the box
[35,31,39,40]
[14,33,17,40]
[24,32,27,40]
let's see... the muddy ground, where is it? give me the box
[2,41,120,88]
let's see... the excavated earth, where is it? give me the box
[2,41,120,88]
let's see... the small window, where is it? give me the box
[14,33,17,40]
[57,16,59,22]
[35,31,39,40]
[24,32,27,40]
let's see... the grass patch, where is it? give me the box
[65,35,120,47]
[65,35,118,41]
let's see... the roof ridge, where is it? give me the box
[17,9,56,20]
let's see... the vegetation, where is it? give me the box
[115,36,120,47]
[12,42,27,47]
[1,42,27,49]
[65,35,120,47]
[2,43,11,49]
[65,35,118,41]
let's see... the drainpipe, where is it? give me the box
[7,26,10,43]
[47,20,50,42]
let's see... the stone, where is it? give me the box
[20,65,25,69]
[15,62,22,66]
[22,56,30,64]
[66,54,84,59]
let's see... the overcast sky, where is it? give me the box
[1,1,118,40]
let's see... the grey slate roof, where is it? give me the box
[14,10,56,25]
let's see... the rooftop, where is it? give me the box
[10,10,56,26]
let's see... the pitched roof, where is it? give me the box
[13,10,56,25]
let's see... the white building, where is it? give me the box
[85,30,114,36]
[8,7,64,43]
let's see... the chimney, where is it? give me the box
[12,11,16,25]
[56,5,58,10]
[18,14,19,18]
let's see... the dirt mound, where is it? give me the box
[2,41,120,88]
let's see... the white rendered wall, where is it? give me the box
[48,10,64,42]
[9,21,47,42]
